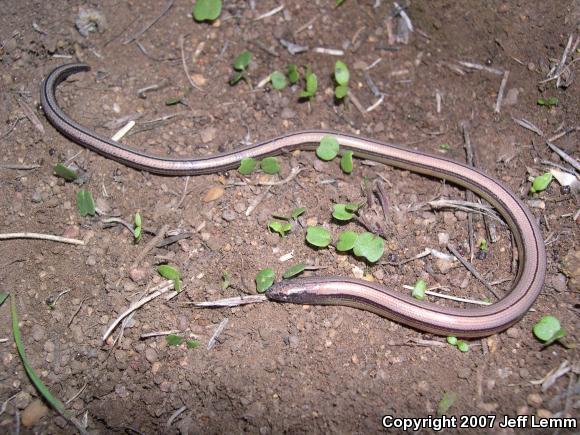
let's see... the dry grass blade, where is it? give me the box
[192,295,267,307]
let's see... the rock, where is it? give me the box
[13,391,32,409]
[86,255,96,266]
[31,324,45,342]
[527,393,543,408]
[437,232,449,246]
[222,209,237,222]
[287,335,299,348]
[129,268,147,282]
[546,273,567,292]
[506,327,520,339]
[31,190,42,203]
[145,347,158,363]
[435,258,454,274]
[200,127,217,144]
[558,250,579,291]
[21,400,49,427]
[443,212,457,226]
[504,88,520,106]
[455,211,467,221]
[280,108,296,119]
[536,409,552,418]
[203,186,224,202]
[351,354,359,364]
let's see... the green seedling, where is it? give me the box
[316,135,340,161]
[157,265,182,292]
[76,189,95,217]
[186,339,200,349]
[256,268,275,292]
[411,279,427,301]
[537,97,558,106]
[239,157,258,175]
[306,226,332,248]
[353,232,384,263]
[437,391,457,416]
[230,51,252,85]
[268,220,292,237]
[439,143,450,151]
[283,263,306,279]
[300,68,318,99]
[336,0,346,5]
[260,157,280,174]
[447,336,469,352]
[270,71,288,90]
[332,203,360,221]
[291,207,306,220]
[193,0,222,22]
[134,212,142,243]
[221,271,231,290]
[340,150,354,174]
[336,230,358,252]
[53,163,77,181]
[166,334,200,349]
[533,315,566,346]
[288,64,299,84]
[334,60,350,99]
[478,239,488,252]
[530,173,553,194]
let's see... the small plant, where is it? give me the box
[270,71,288,90]
[134,212,142,243]
[239,158,258,175]
[193,0,222,22]
[230,51,252,85]
[353,232,384,263]
[537,97,558,106]
[447,336,469,352]
[332,203,360,221]
[334,60,350,99]
[53,163,77,181]
[437,391,457,416]
[300,68,318,99]
[238,156,279,175]
[287,64,299,84]
[283,263,306,279]
[340,150,354,174]
[221,271,231,290]
[530,173,553,194]
[411,279,427,301]
[157,265,182,292]
[268,220,292,237]
[316,135,340,161]
[260,157,280,174]
[166,334,199,349]
[533,315,566,346]
[336,0,346,5]
[291,207,306,220]
[256,268,275,292]
[336,230,358,252]
[439,143,450,151]
[478,239,488,252]
[306,226,332,248]
[76,189,96,217]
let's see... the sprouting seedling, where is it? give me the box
[306,226,332,248]
[134,212,142,243]
[332,203,361,221]
[270,71,288,90]
[287,64,299,84]
[299,67,318,99]
[237,156,279,175]
[353,232,384,263]
[340,150,354,174]
[439,143,450,151]
[221,271,231,290]
[283,263,306,279]
[537,97,558,106]
[334,60,350,99]
[166,334,200,349]
[230,51,252,85]
[256,268,275,293]
[478,239,488,252]
[53,163,77,181]
[530,173,553,194]
[411,279,427,301]
[437,391,457,416]
[291,207,306,220]
[268,220,292,237]
[533,315,566,346]
[336,230,358,252]
[192,0,222,22]
[76,189,96,217]
[316,135,340,161]
[336,0,346,5]
[447,336,469,352]
[157,265,182,292]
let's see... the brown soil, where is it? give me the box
[0,0,578,433]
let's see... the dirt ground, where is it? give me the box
[0,0,578,433]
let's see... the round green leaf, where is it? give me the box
[353,232,384,263]
[306,226,332,248]
[233,51,252,71]
[288,64,299,84]
[533,315,564,342]
[446,336,458,345]
[256,268,275,293]
[76,189,96,217]
[291,207,306,220]
[193,0,222,21]
[411,278,427,301]
[283,263,306,279]
[316,135,340,161]
[300,70,318,98]
[456,341,469,352]
[340,151,354,173]
[239,158,257,175]
[166,334,184,346]
[260,157,280,174]
[270,71,287,90]
[336,231,358,252]
[335,85,349,99]
[332,204,355,221]
[530,173,553,193]
[334,61,350,86]
[268,221,283,233]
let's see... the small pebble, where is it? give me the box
[280,108,296,119]
[145,347,158,363]
[288,335,299,348]
[527,393,543,408]
[86,255,96,266]
[536,409,552,418]
[203,186,224,202]
[222,209,237,222]
[200,126,217,143]
[506,327,520,339]
[21,400,49,427]
[13,391,32,409]
[129,268,147,282]
[31,191,42,203]
[351,354,359,365]
[437,232,449,245]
